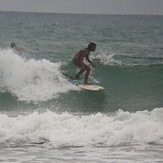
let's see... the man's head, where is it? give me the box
[88,42,96,51]
[11,43,16,48]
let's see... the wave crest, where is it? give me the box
[0,49,78,103]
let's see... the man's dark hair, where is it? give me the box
[88,42,96,50]
[11,43,16,48]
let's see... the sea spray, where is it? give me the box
[95,53,122,66]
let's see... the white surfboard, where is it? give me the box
[79,84,104,91]
[63,73,104,91]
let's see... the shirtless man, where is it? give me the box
[10,43,26,53]
[72,42,96,85]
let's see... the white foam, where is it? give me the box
[0,108,163,148]
[0,49,78,102]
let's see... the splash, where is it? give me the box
[95,52,121,66]
[0,49,78,103]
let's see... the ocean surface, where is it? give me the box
[0,11,163,162]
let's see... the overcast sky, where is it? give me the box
[0,0,163,15]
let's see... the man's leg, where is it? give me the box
[76,68,85,79]
[84,66,90,85]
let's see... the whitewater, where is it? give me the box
[0,49,78,103]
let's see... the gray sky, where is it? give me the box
[0,0,163,15]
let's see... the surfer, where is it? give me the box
[10,43,26,53]
[72,42,96,85]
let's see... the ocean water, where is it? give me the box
[0,12,163,162]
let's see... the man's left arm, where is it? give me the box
[86,56,96,68]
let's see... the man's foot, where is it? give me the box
[84,82,91,85]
